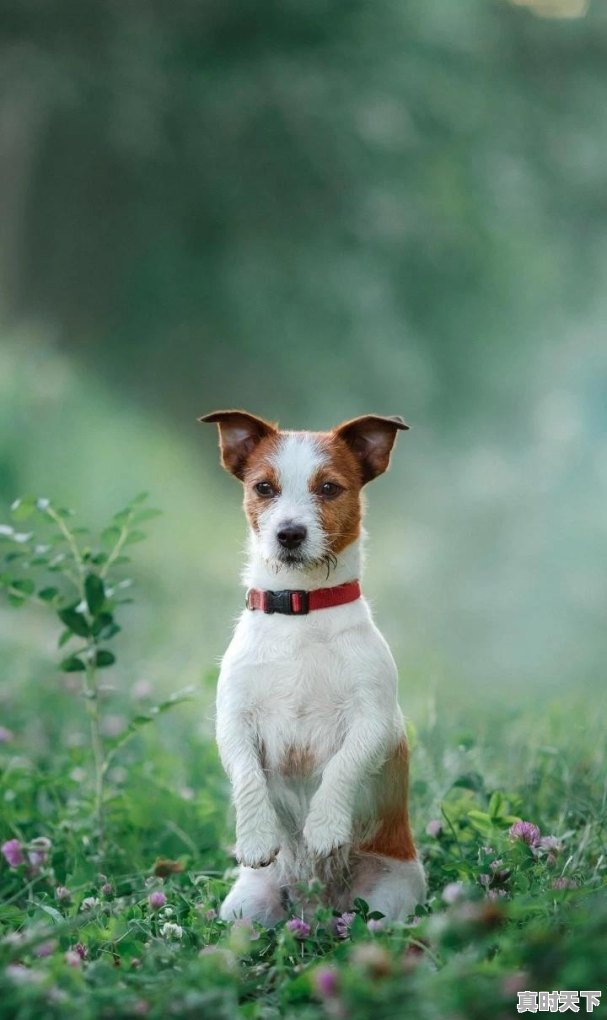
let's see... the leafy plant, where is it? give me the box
[0,494,191,852]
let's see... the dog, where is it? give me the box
[199,410,426,925]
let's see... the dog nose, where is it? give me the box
[277,522,307,550]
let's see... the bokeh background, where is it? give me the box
[1,0,606,714]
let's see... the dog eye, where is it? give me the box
[318,481,343,498]
[254,481,277,497]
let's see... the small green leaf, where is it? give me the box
[39,587,59,602]
[58,606,90,637]
[61,654,86,672]
[132,491,150,505]
[85,573,106,615]
[95,649,116,668]
[58,629,72,647]
[101,527,121,547]
[11,578,35,595]
[124,531,146,545]
[113,509,132,525]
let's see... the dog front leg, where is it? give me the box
[217,717,282,869]
[303,718,389,858]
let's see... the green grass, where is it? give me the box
[1,640,605,1019]
[0,338,605,1018]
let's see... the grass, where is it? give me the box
[0,338,605,1018]
[1,622,605,1019]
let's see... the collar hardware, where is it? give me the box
[245,580,361,616]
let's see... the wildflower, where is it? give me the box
[160,922,183,940]
[367,918,385,933]
[442,881,465,904]
[286,917,311,939]
[64,950,82,968]
[537,835,562,865]
[204,908,217,921]
[0,726,14,743]
[509,820,541,847]
[351,943,391,977]
[28,836,52,871]
[56,885,71,902]
[312,965,339,998]
[73,943,88,960]
[551,877,577,890]
[148,890,167,910]
[425,819,442,838]
[1,839,24,869]
[34,940,57,958]
[81,896,100,911]
[333,911,356,938]
[5,964,44,985]
[101,882,113,896]
[486,889,507,901]
[132,679,153,699]
[100,715,126,738]
[539,835,561,852]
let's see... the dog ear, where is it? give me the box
[198,410,277,480]
[333,414,409,484]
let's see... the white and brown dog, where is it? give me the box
[200,410,426,925]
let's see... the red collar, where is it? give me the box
[245,580,361,616]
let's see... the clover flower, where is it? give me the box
[333,911,356,938]
[160,922,183,940]
[81,896,100,911]
[551,877,577,890]
[56,885,71,902]
[27,836,51,871]
[312,965,339,998]
[367,918,385,933]
[351,943,391,977]
[286,917,311,939]
[1,839,24,869]
[148,890,167,910]
[425,819,442,838]
[442,881,465,904]
[509,821,541,846]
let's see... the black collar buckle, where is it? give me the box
[265,589,309,615]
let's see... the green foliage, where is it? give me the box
[0,494,605,1017]
[0,493,194,851]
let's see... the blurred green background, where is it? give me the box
[1,0,605,710]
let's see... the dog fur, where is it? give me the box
[200,410,426,924]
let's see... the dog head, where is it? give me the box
[199,410,409,570]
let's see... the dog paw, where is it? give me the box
[235,843,280,869]
[303,813,352,860]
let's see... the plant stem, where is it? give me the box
[45,504,107,853]
[84,656,106,853]
[100,510,134,579]
[45,506,86,587]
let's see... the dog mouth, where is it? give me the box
[274,549,338,576]
[277,550,307,567]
